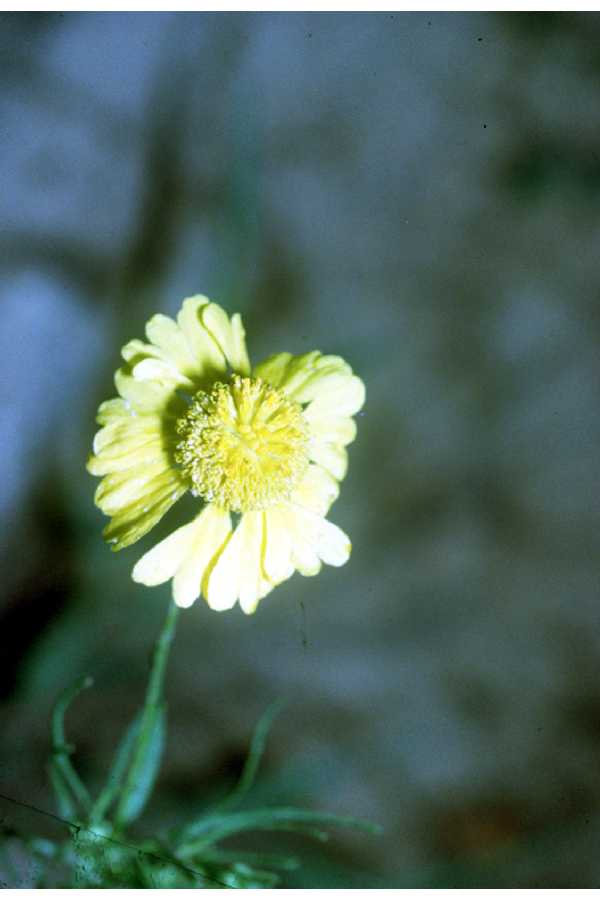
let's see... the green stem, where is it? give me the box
[114,599,180,830]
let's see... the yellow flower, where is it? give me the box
[87,296,365,614]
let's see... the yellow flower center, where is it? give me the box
[175,375,309,513]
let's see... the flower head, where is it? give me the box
[88,296,365,613]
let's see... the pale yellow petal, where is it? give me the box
[262,508,295,584]
[87,436,167,475]
[277,503,352,576]
[303,374,365,418]
[237,511,267,614]
[230,313,251,375]
[94,462,174,514]
[176,295,227,378]
[89,407,179,479]
[172,506,231,608]
[205,526,242,611]
[270,351,321,396]
[303,411,357,447]
[102,478,187,550]
[239,580,275,615]
[286,356,352,404]
[252,352,292,388]
[145,313,198,375]
[175,509,232,608]
[200,303,233,367]
[203,511,272,613]
[96,398,129,426]
[123,306,223,385]
[308,441,348,481]
[115,367,179,415]
[291,464,340,516]
[253,352,363,427]
[310,515,352,567]
[92,414,164,453]
[289,537,321,576]
[131,358,193,390]
[283,506,322,577]
[132,517,202,587]
[121,338,163,365]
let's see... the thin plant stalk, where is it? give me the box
[114,599,180,830]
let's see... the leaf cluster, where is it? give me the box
[2,688,380,888]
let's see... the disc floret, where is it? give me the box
[175,375,309,513]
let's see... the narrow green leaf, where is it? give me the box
[50,675,93,815]
[89,712,142,825]
[47,761,76,820]
[178,806,382,858]
[114,704,165,827]
[217,699,286,811]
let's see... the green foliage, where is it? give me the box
[113,705,165,828]
[48,675,93,817]
[89,711,144,825]
[213,698,286,813]
[1,679,381,888]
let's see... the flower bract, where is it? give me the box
[88,296,365,613]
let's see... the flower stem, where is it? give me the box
[138,598,180,726]
[114,599,180,830]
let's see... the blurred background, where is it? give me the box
[1,11,600,888]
